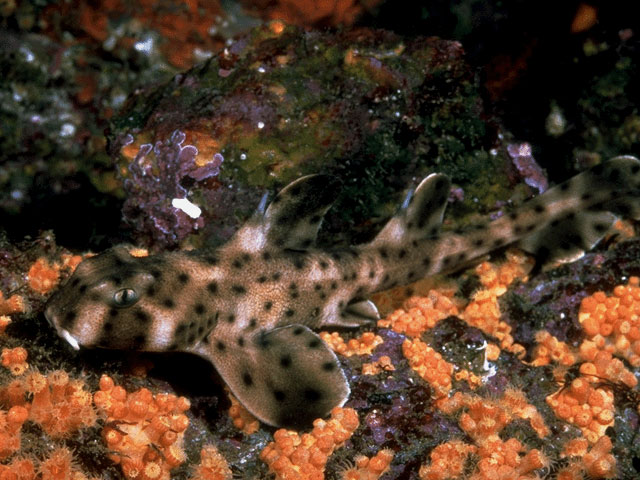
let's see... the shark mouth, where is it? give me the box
[60,329,80,350]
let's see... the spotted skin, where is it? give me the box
[44,156,640,428]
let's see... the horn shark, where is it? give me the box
[44,156,640,428]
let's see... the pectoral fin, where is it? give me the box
[197,325,349,428]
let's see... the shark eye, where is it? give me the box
[113,288,139,307]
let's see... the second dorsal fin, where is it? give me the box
[372,173,451,246]
[231,175,341,252]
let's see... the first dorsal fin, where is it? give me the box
[231,175,341,252]
[372,173,451,246]
[195,325,349,428]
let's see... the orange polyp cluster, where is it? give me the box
[501,387,550,438]
[93,375,190,479]
[361,356,395,375]
[578,276,640,367]
[402,338,453,399]
[561,437,589,458]
[0,315,11,335]
[461,289,523,355]
[556,435,617,479]
[475,249,533,295]
[472,437,546,480]
[530,331,577,366]
[377,290,459,337]
[0,456,36,480]
[188,445,232,480]
[227,392,259,434]
[260,407,359,480]
[21,370,96,438]
[546,377,614,444]
[1,347,29,376]
[319,331,383,357]
[437,390,549,444]
[340,449,394,480]
[578,341,637,388]
[582,435,617,478]
[0,292,25,316]
[39,447,76,480]
[418,440,477,480]
[27,258,60,295]
[0,405,29,460]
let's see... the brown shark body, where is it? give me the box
[45,156,640,427]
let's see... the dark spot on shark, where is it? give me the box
[534,204,546,213]
[178,273,189,284]
[207,281,218,294]
[163,298,175,309]
[146,285,156,297]
[242,372,253,386]
[304,389,322,402]
[378,247,388,259]
[264,301,273,311]
[319,260,328,269]
[308,339,321,348]
[322,362,336,371]
[135,310,150,323]
[227,314,236,323]
[273,390,286,402]
[257,275,267,283]
[262,251,272,261]
[194,303,206,315]
[280,355,292,368]
[204,255,219,265]
[272,272,282,281]
[216,341,226,351]
[61,311,77,328]
[285,309,295,317]
[231,285,247,295]
[237,337,245,347]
